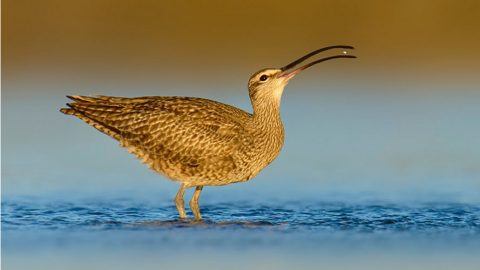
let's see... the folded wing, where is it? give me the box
[60,95,252,179]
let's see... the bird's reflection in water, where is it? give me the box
[137,219,277,229]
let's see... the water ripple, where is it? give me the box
[2,200,479,235]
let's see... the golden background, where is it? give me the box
[4,0,480,85]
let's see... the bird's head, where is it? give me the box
[248,45,356,103]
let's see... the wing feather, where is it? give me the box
[61,95,252,176]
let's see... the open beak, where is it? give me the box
[278,45,356,79]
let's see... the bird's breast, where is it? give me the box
[235,121,285,180]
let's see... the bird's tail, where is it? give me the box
[60,95,123,141]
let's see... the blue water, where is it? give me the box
[3,198,480,270]
[4,89,480,268]
[3,88,480,269]
[3,199,479,233]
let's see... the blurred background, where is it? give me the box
[3,0,479,201]
[2,1,480,269]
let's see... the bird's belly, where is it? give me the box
[126,135,283,187]
[149,150,280,187]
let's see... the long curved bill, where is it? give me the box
[279,45,356,79]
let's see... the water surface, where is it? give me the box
[3,198,480,270]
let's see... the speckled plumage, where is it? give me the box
[61,93,284,186]
[60,45,355,219]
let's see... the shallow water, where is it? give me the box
[3,199,480,233]
[3,198,480,270]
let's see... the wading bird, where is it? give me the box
[60,45,356,220]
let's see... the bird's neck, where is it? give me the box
[251,96,283,131]
[251,93,285,166]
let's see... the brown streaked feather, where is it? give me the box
[59,107,122,140]
[60,95,256,184]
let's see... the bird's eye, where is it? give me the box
[259,75,268,81]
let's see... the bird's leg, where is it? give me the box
[175,183,188,219]
[189,186,204,220]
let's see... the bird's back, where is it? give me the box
[61,95,259,185]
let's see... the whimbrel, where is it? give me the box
[60,45,356,220]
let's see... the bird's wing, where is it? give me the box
[61,95,251,169]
